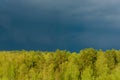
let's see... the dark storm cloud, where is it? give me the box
[0,0,120,51]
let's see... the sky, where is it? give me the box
[0,0,120,51]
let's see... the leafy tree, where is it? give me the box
[95,50,109,80]
[63,53,80,80]
[105,49,117,69]
[78,48,97,74]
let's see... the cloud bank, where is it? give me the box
[0,0,120,51]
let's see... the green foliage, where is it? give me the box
[0,48,120,80]
[81,66,94,80]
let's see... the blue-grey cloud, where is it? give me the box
[0,0,120,51]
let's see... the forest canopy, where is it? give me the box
[0,48,120,80]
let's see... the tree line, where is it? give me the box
[0,48,120,80]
